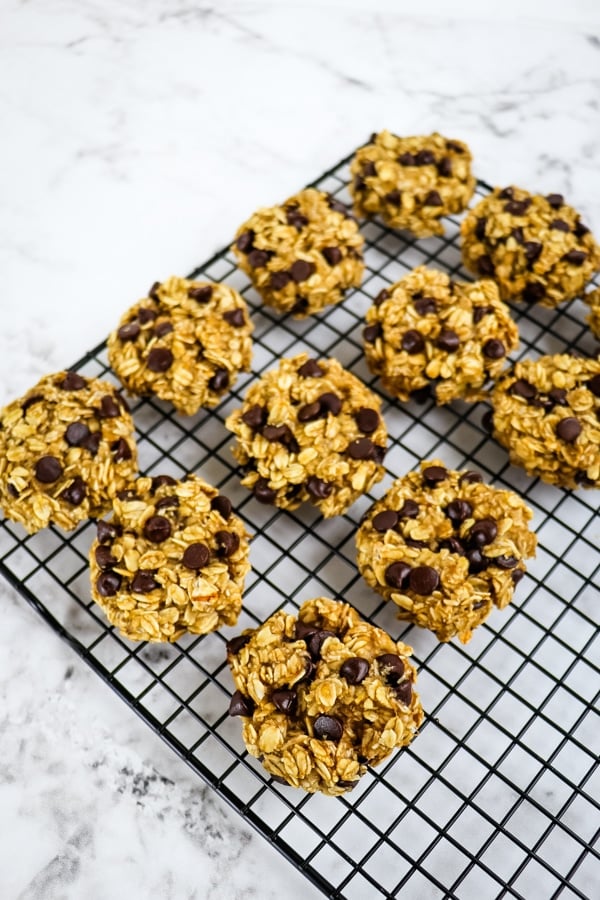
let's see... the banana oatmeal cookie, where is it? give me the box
[349,131,475,237]
[363,266,519,403]
[89,474,250,642]
[0,371,138,533]
[490,354,600,489]
[461,186,600,307]
[584,286,600,341]
[108,276,253,415]
[232,188,364,317]
[225,353,387,517]
[227,597,423,795]
[356,461,537,643]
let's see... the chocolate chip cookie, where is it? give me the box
[227,596,423,795]
[225,353,387,517]
[0,371,138,533]
[349,131,475,237]
[232,188,364,317]
[490,354,600,489]
[108,276,253,415]
[461,186,600,307]
[363,266,519,403]
[89,474,250,642]
[356,461,537,643]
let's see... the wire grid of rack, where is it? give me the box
[1,152,599,900]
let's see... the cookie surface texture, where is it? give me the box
[363,266,519,403]
[461,186,600,307]
[108,276,253,415]
[232,188,364,317]
[0,371,138,533]
[89,474,250,642]
[490,354,600,489]
[225,353,387,517]
[227,597,423,795]
[349,130,475,237]
[356,461,537,643]
[584,286,600,341]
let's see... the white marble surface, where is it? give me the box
[2,2,600,897]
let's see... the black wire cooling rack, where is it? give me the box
[1,151,599,900]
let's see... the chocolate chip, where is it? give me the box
[523,282,546,303]
[221,308,245,328]
[252,478,277,503]
[440,536,466,555]
[587,374,600,396]
[524,241,543,264]
[188,285,213,304]
[65,421,91,446]
[347,437,375,460]
[269,270,291,290]
[512,569,524,585]
[405,538,428,549]
[138,307,157,324]
[313,715,343,742]
[297,401,321,423]
[363,323,382,343]
[374,289,389,306]
[355,407,379,433]
[294,620,317,641]
[459,470,482,485]
[373,509,399,532]
[118,322,141,341]
[322,246,342,265]
[472,306,493,325]
[398,499,420,518]
[182,542,210,569]
[362,160,377,177]
[215,530,240,558]
[297,359,324,378]
[394,681,413,706]
[318,392,342,416]
[307,630,336,660]
[143,515,171,543]
[505,199,531,215]
[556,417,581,442]
[60,476,86,506]
[35,456,62,483]
[97,520,121,543]
[147,347,173,372]
[306,476,332,500]
[415,149,435,166]
[113,438,132,462]
[248,250,271,270]
[477,255,495,277]
[446,499,473,525]
[409,565,440,595]
[467,548,487,573]
[499,187,515,200]
[414,297,437,316]
[327,195,350,216]
[153,320,173,338]
[495,555,519,569]
[149,475,175,493]
[155,496,178,510]
[226,634,250,655]
[96,571,121,597]
[446,140,465,153]
[286,207,309,230]
[511,226,525,244]
[208,368,229,392]
[549,219,570,232]
[236,231,254,253]
[228,690,254,717]
[385,561,411,589]
[548,387,568,406]
[290,260,316,283]
[272,689,297,715]
[385,189,402,206]
[117,488,136,500]
[211,495,232,520]
[242,404,268,429]
[483,339,506,359]
[563,249,587,265]
[436,330,460,352]
[263,424,292,443]
[401,330,425,354]
[131,571,160,593]
[398,151,415,165]
[437,157,452,177]
[423,190,443,207]
[469,517,498,547]
[290,296,308,315]
[510,379,537,400]
[60,372,86,391]
[574,220,590,238]
[474,217,487,241]
[422,465,447,485]
[546,193,564,209]
[481,408,494,432]
[353,176,366,192]
[376,654,405,683]
[339,657,370,685]
[99,395,120,418]
[95,545,117,571]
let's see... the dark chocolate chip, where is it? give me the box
[477,255,495,277]
[511,226,525,244]
[401,330,425,354]
[151,475,176,492]
[372,509,399,532]
[226,634,250,655]
[95,545,117,570]
[587,374,600,396]
[423,190,443,207]
[99,395,120,418]
[340,657,370,685]
[307,630,336,660]
[510,379,537,400]
[111,438,132,462]
[143,515,172,543]
[556,417,581,442]
[469,517,498,547]
[415,149,436,166]
[522,282,546,303]
[285,207,309,230]
[290,260,316,283]
[155,496,178,510]
[548,387,568,406]
[215,530,240,557]
[363,323,382,343]
[188,285,213,303]
[436,330,460,353]
[512,569,525,585]
[247,249,270,269]
[65,421,91,447]
[353,176,366,192]
[138,307,157,324]
[374,289,389,306]
[459,470,483,485]
[549,218,570,232]
[414,296,437,316]
[211,495,232,520]
[297,359,324,378]
[272,689,297,715]
[546,193,564,209]
[481,408,494,432]
[35,456,62,483]
[398,151,415,165]
[222,308,246,328]
[446,498,473,525]
[61,372,86,391]
[148,282,161,299]
[473,306,494,324]
[60,476,86,506]
[405,537,428,549]
[437,157,452,177]
[252,478,277,503]
[236,231,255,253]
[475,217,487,241]
[294,620,317,641]
[422,465,447,485]
[313,715,343,742]
[574,220,590,238]
[327,195,350,216]
[182,542,210,569]
[494,555,519,569]
[409,565,440,595]
[394,681,413,706]
[483,339,506,359]
[446,140,465,153]
[154,320,174,338]
[499,187,515,200]
[440,536,466,555]
[228,690,254,717]
[131,571,160,593]
[242,404,268,429]
[306,476,332,500]
[385,561,411,590]
[270,270,292,291]
[118,322,141,341]
[505,198,531,215]
[322,246,342,266]
[385,189,402,206]
[208,368,230,392]
[562,249,587,265]
[318,392,342,416]
[467,548,487,573]
[96,571,121,597]
[355,407,379,433]
[347,437,375,460]
[524,241,543,264]
[376,654,405,683]
[297,401,322,423]
[398,499,420,518]
[262,424,292,443]
[147,347,173,372]
[290,296,308,315]
[97,520,121,543]
[362,160,377,177]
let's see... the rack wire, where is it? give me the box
[1,151,599,899]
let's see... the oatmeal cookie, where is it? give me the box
[461,186,600,307]
[232,188,364,317]
[108,276,253,415]
[584,286,600,341]
[363,266,519,403]
[490,354,600,489]
[0,371,138,533]
[225,353,387,517]
[89,474,250,642]
[356,461,537,643]
[227,597,423,796]
[349,131,475,237]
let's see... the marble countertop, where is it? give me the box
[2,2,600,897]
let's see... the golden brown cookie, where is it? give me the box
[349,131,475,237]
[232,188,364,317]
[108,276,253,415]
[363,266,519,403]
[89,474,250,642]
[225,353,387,517]
[356,461,537,643]
[0,371,138,533]
[227,597,423,795]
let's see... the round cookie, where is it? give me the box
[225,353,387,517]
[232,188,364,317]
[363,266,519,404]
[356,461,537,643]
[584,286,600,341]
[349,130,475,237]
[0,371,138,533]
[89,474,250,642]
[461,186,600,307]
[490,354,600,489]
[226,596,423,796]
[108,276,253,415]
